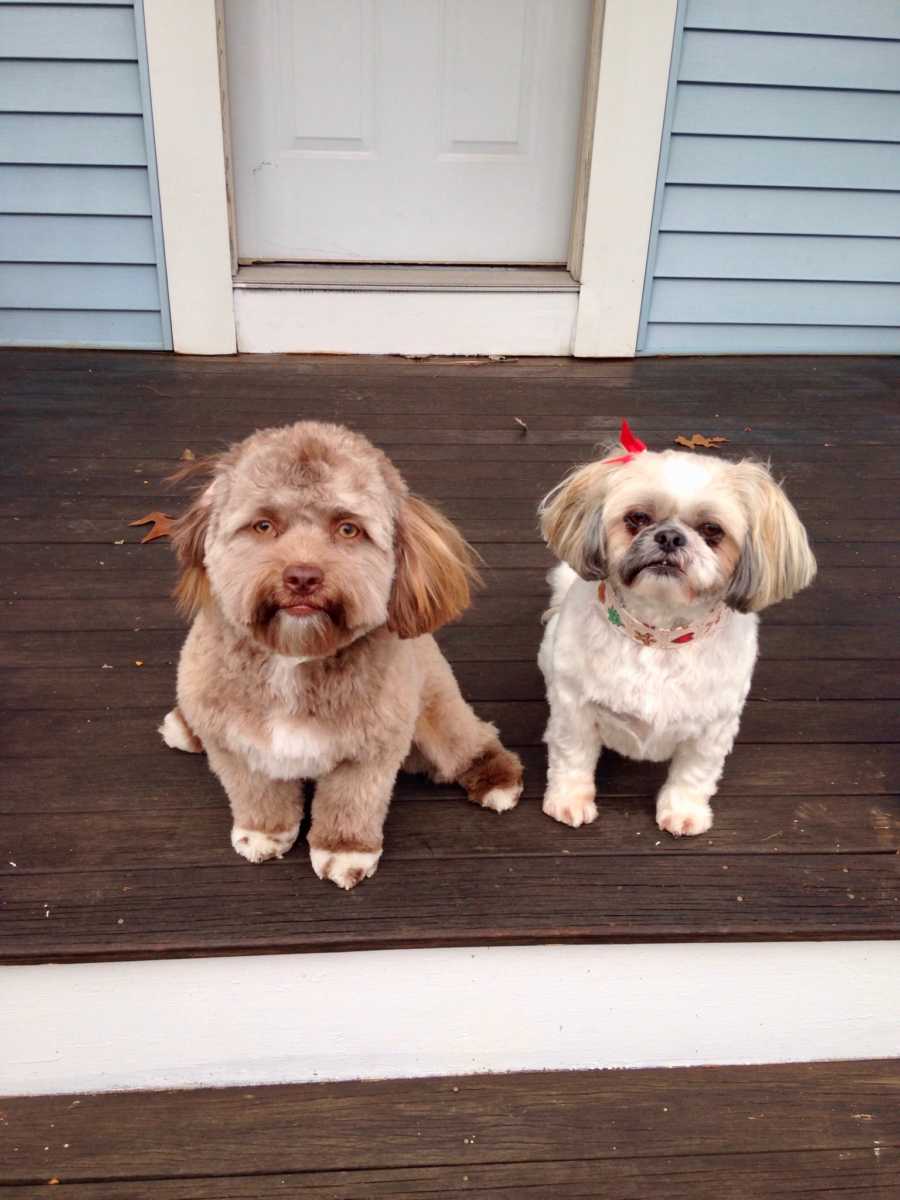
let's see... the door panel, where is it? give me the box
[225,0,591,264]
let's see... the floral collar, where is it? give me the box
[597,580,725,649]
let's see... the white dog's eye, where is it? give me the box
[624,510,653,533]
[698,522,724,545]
[252,519,277,537]
[336,521,361,539]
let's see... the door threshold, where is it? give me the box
[234,263,579,293]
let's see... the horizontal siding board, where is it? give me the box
[0,308,164,349]
[655,232,900,282]
[0,262,160,310]
[644,323,900,354]
[680,30,900,91]
[648,279,900,326]
[0,4,137,60]
[685,0,900,40]
[660,186,900,236]
[673,84,900,143]
[0,113,147,165]
[667,135,900,189]
[0,60,142,115]
[0,165,151,215]
[0,214,156,263]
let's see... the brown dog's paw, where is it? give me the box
[459,745,523,814]
[231,823,299,863]
[309,847,381,890]
[159,707,204,753]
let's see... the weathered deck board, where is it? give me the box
[0,350,898,964]
[1,1061,898,1194]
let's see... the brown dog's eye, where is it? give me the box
[336,521,361,540]
[624,511,652,533]
[253,519,277,537]
[698,522,724,545]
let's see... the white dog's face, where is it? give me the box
[541,447,816,614]
[602,452,748,608]
[169,421,479,656]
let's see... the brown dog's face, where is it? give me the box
[204,427,398,657]
[170,422,479,653]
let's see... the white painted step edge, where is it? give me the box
[3,941,899,1097]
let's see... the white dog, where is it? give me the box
[538,422,816,837]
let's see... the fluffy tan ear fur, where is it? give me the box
[388,496,481,638]
[733,461,817,611]
[167,458,218,619]
[539,459,621,579]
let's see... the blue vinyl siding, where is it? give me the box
[0,0,171,350]
[638,0,900,356]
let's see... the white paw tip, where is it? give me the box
[543,792,598,829]
[231,823,299,864]
[481,784,522,814]
[159,709,202,753]
[309,847,381,890]
[657,792,713,838]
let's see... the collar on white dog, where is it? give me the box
[598,581,725,649]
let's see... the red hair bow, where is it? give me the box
[604,419,647,465]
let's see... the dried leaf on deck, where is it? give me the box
[180,448,196,461]
[675,433,729,450]
[129,511,175,543]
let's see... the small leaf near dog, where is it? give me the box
[675,433,729,450]
[514,417,528,434]
[129,511,175,543]
[180,448,196,461]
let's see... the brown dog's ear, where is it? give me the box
[167,458,219,619]
[388,496,481,639]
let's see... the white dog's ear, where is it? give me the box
[168,459,220,618]
[727,461,816,612]
[539,459,620,580]
[388,496,481,638]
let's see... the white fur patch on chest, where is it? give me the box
[228,718,340,782]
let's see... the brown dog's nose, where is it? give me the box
[282,563,323,595]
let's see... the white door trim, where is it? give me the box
[572,0,677,357]
[143,0,676,356]
[143,0,236,354]
[4,941,899,1096]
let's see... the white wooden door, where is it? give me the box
[225,0,592,264]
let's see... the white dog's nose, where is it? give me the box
[653,527,686,551]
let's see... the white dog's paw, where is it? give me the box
[309,847,381,890]
[481,783,523,814]
[543,787,598,829]
[231,823,299,863]
[656,788,713,837]
[159,708,203,753]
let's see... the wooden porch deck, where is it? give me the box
[2,1060,898,1197]
[1,350,898,962]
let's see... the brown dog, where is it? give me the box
[160,421,523,888]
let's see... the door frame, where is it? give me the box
[142,0,676,356]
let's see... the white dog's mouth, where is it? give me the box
[624,556,685,585]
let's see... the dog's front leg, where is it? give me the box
[308,757,399,890]
[656,718,739,837]
[205,742,303,863]
[542,685,603,828]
